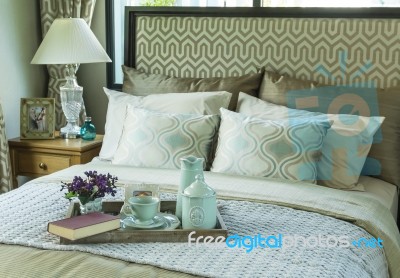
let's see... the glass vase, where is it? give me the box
[79,197,102,215]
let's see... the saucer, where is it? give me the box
[122,212,180,230]
[123,215,165,229]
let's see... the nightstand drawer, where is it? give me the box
[9,134,103,188]
[18,152,71,175]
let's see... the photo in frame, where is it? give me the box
[20,98,55,139]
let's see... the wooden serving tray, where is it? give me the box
[61,200,227,244]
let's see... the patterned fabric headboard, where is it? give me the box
[125,8,400,89]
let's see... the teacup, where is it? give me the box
[125,196,160,225]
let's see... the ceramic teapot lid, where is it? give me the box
[183,174,215,198]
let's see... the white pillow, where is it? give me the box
[99,88,231,160]
[211,108,332,183]
[237,92,385,190]
[112,106,220,169]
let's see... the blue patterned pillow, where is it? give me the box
[112,106,220,169]
[100,88,231,160]
[211,108,332,183]
[237,92,384,190]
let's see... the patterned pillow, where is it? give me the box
[259,71,400,188]
[100,88,231,161]
[211,108,332,183]
[122,65,263,111]
[237,93,385,190]
[112,106,220,169]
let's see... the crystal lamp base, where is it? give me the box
[59,65,83,140]
[60,122,81,139]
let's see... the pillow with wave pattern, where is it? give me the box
[100,88,231,161]
[237,93,385,190]
[112,106,220,169]
[211,108,332,183]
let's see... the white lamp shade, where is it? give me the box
[31,18,111,64]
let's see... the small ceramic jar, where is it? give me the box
[182,174,216,229]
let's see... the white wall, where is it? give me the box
[0,0,47,139]
[78,0,109,134]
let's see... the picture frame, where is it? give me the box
[20,98,55,139]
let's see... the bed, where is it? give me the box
[1,7,400,278]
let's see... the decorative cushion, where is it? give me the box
[237,93,384,190]
[259,70,400,187]
[122,65,263,111]
[99,88,231,161]
[211,108,332,183]
[112,106,220,169]
[258,70,321,105]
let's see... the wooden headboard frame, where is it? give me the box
[120,7,400,91]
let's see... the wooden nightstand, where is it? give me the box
[8,134,103,189]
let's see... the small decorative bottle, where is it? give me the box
[80,117,96,140]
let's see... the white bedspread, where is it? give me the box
[1,163,399,277]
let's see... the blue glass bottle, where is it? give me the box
[80,116,96,140]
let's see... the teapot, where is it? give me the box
[176,156,204,220]
[181,174,217,229]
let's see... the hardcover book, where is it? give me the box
[48,212,120,240]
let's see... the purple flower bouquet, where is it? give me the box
[61,170,118,205]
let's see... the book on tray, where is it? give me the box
[48,212,120,240]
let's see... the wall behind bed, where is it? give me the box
[0,1,47,139]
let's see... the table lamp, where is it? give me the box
[31,18,111,138]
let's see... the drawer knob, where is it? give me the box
[39,162,47,170]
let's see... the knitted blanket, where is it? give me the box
[0,163,399,277]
